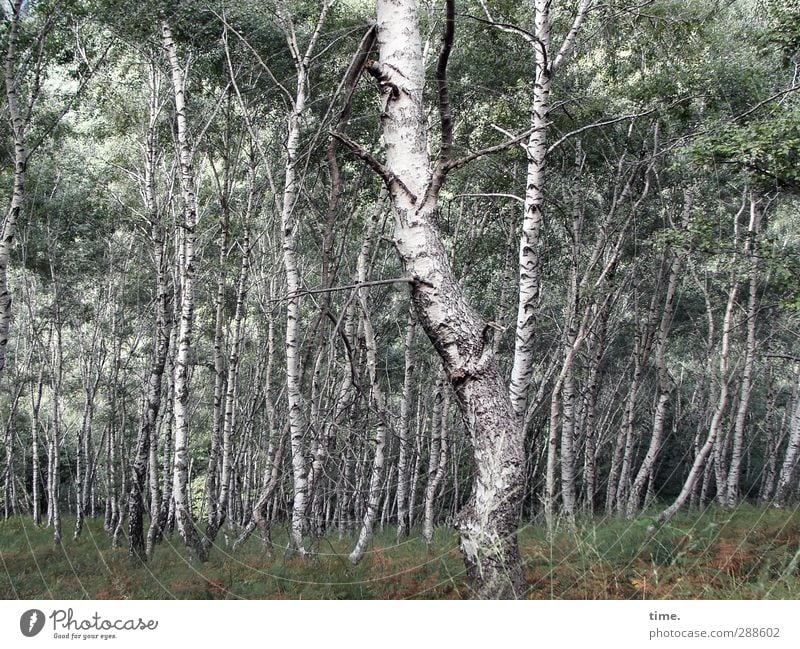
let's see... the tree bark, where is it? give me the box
[0,0,27,377]
[724,195,760,506]
[163,21,206,561]
[775,372,800,506]
[343,0,526,597]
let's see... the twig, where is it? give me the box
[269,277,417,303]
[331,131,417,202]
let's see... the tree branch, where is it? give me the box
[552,0,593,72]
[331,131,417,202]
[443,125,536,172]
[467,3,539,48]
[546,107,658,156]
[436,0,455,167]
[334,25,377,133]
[271,277,419,303]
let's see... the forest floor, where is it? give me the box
[1,503,798,599]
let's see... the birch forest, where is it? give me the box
[1,0,800,600]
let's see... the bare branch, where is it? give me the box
[270,277,418,303]
[436,0,455,166]
[209,9,293,105]
[331,131,417,202]
[546,107,658,156]
[552,0,593,72]
[443,125,536,172]
[453,192,525,204]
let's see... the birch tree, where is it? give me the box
[336,0,535,597]
[274,0,333,557]
[128,61,172,561]
[163,20,206,561]
[723,195,761,507]
[504,0,592,427]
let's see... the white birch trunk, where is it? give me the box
[356,0,525,597]
[277,3,332,554]
[0,0,26,376]
[507,0,590,426]
[724,196,760,506]
[30,366,43,525]
[163,22,205,561]
[775,372,800,505]
[508,0,551,424]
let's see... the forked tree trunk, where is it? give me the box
[341,0,525,597]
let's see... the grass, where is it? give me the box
[1,503,798,599]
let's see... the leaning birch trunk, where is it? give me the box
[337,0,525,597]
[151,290,179,550]
[724,196,760,507]
[582,296,612,513]
[659,271,739,524]
[0,0,26,376]
[129,70,171,559]
[614,286,660,513]
[163,21,206,561]
[128,233,170,560]
[626,246,684,517]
